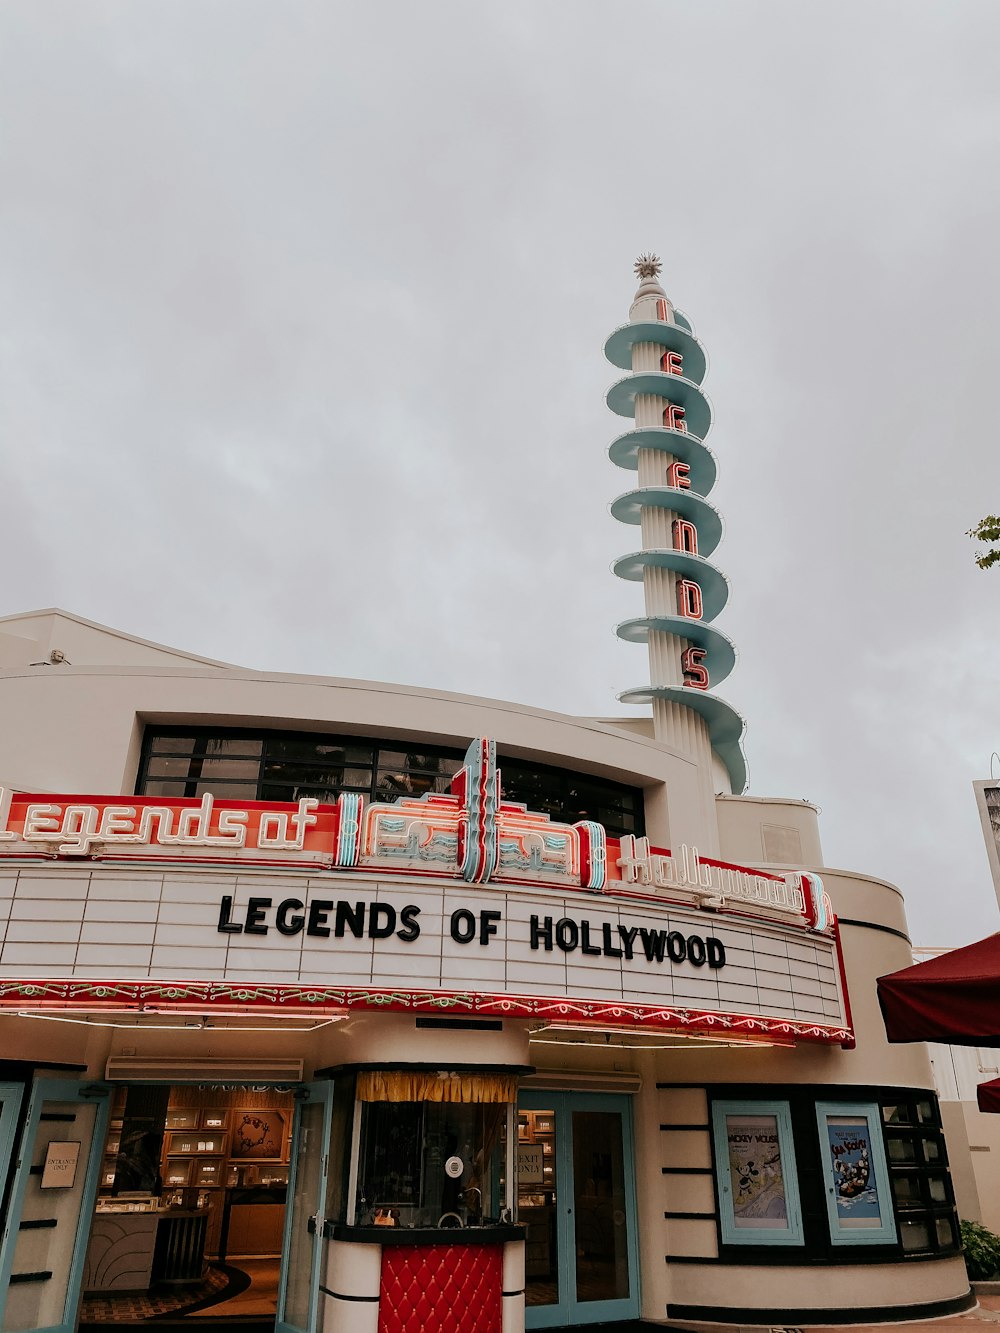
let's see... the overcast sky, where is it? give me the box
[2,2,999,947]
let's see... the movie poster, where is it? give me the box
[824,1114,882,1228]
[725,1113,789,1228]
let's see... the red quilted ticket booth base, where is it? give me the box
[378,1243,502,1333]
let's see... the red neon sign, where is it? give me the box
[667,461,691,489]
[663,403,686,432]
[682,646,709,689]
[661,350,683,376]
[677,579,704,619]
[672,518,698,554]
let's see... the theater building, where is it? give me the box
[0,261,973,1332]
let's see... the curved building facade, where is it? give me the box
[0,263,972,1333]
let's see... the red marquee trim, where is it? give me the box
[0,979,853,1046]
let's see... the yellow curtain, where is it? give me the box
[356,1070,518,1104]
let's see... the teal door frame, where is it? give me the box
[520,1089,640,1329]
[0,1077,111,1333]
[0,1082,25,1212]
[275,1080,334,1333]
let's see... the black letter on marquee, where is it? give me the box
[244,897,271,935]
[579,922,601,956]
[530,916,553,951]
[307,899,333,938]
[276,898,305,936]
[641,928,668,963]
[217,895,243,934]
[555,918,579,952]
[479,910,501,945]
[397,905,421,942]
[451,909,477,944]
[369,903,397,939]
[617,925,638,960]
[601,922,622,958]
[707,937,726,969]
[687,935,707,966]
[335,901,365,938]
[666,931,686,963]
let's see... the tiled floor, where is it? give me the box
[189,1258,279,1319]
[80,1265,232,1323]
[79,1259,278,1325]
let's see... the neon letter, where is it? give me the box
[682,646,709,689]
[677,579,703,619]
[663,403,687,432]
[655,298,670,322]
[667,461,691,489]
[672,518,698,553]
[661,350,683,376]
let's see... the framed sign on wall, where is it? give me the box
[815,1102,897,1245]
[712,1100,804,1246]
[231,1109,288,1162]
[40,1141,81,1190]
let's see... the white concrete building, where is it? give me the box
[0,264,973,1333]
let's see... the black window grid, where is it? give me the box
[138,727,645,839]
[707,1087,961,1265]
[880,1096,959,1256]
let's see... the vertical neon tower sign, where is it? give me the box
[604,255,748,792]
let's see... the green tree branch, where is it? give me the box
[967,515,1000,570]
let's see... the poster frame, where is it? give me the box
[711,1099,804,1247]
[815,1101,897,1246]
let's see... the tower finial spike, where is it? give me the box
[633,253,662,280]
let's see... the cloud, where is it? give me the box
[2,0,999,945]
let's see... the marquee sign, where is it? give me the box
[0,738,831,934]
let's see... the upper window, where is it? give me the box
[137,728,644,839]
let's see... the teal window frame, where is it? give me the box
[815,1101,897,1246]
[712,1099,804,1247]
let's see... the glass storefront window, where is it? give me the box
[356,1097,509,1230]
[137,727,645,838]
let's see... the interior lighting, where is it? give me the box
[528,1024,795,1050]
[5,1011,344,1034]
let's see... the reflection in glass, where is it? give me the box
[358,1101,506,1229]
[265,738,374,765]
[882,1104,911,1125]
[190,757,261,779]
[572,1111,630,1303]
[886,1137,916,1163]
[281,1100,325,1331]
[519,1109,558,1307]
[139,729,645,836]
[891,1173,921,1204]
[900,1218,930,1251]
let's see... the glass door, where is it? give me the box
[519,1091,639,1328]
[0,1078,111,1333]
[275,1081,334,1333]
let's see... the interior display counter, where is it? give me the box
[152,1208,209,1283]
[83,1209,159,1293]
[83,1205,209,1292]
[218,1185,288,1263]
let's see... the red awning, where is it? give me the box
[877,932,1000,1047]
[977,1077,1000,1114]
